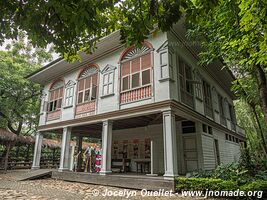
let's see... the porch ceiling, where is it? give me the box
[69,113,185,136]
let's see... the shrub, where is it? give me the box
[191,163,251,184]
[176,177,238,191]
[240,180,267,192]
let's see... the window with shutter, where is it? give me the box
[101,65,116,97]
[120,44,153,103]
[48,80,64,112]
[77,66,98,104]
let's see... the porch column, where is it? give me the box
[59,127,72,172]
[77,135,83,171]
[100,120,113,175]
[32,131,43,169]
[163,110,178,179]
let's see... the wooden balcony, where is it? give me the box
[46,110,61,121]
[120,85,152,104]
[75,100,96,118]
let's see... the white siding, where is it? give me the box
[202,134,216,170]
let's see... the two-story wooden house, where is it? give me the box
[28,22,245,182]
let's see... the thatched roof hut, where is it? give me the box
[0,128,17,144]
[0,128,99,150]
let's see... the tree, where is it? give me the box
[185,0,267,155]
[0,0,218,60]
[0,32,53,135]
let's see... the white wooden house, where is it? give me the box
[28,22,245,180]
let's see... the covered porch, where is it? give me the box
[32,101,204,189]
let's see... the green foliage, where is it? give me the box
[176,177,238,191]
[191,151,267,186]
[0,0,219,58]
[192,163,254,185]
[240,180,267,192]
[235,100,267,159]
[0,33,53,135]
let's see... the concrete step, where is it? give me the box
[18,169,55,181]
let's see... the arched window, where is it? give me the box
[77,66,98,104]
[120,43,153,103]
[48,80,64,112]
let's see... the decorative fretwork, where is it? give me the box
[80,67,98,79]
[123,46,151,60]
[51,80,64,90]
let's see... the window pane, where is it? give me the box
[78,92,83,104]
[91,85,97,100]
[85,77,91,89]
[84,89,90,102]
[57,99,62,108]
[122,76,129,91]
[161,65,168,79]
[78,79,85,91]
[55,89,59,99]
[103,74,109,84]
[141,53,151,69]
[53,100,57,110]
[49,102,53,111]
[132,73,140,88]
[109,72,114,83]
[103,85,108,95]
[108,83,113,94]
[59,88,63,97]
[142,69,150,85]
[69,87,73,97]
[92,74,98,85]
[122,62,130,76]
[131,58,140,73]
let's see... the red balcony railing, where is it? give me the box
[46,110,61,121]
[75,100,96,118]
[120,85,152,104]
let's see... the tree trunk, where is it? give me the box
[250,104,267,157]
[254,65,267,157]
[255,65,267,122]
[4,143,12,171]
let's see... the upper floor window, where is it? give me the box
[101,64,116,97]
[194,71,203,100]
[119,43,153,104]
[77,66,98,104]
[120,45,152,92]
[218,93,226,126]
[48,80,64,112]
[64,80,76,107]
[203,80,213,118]
[178,58,194,108]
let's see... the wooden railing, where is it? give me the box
[75,100,96,118]
[120,85,152,104]
[46,110,61,121]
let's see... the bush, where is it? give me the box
[176,177,238,191]
[240,180,267,192]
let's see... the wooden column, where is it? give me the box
[59,127,72,172]
[162,110,178,179]
[100,120,113,175]
[77,136,83,171]
[32,132,43,169]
